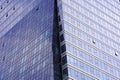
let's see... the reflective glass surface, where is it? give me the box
[0,0,60,80]
[59,0,120,80]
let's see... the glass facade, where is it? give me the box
[0,0,61,80]
[0,0,120,80]
[59,0,120,80]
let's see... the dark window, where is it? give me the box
[0,5,2,9]
[3,56,5,61]
[7,0,9,3]
[62,56,67,65]
[58,16,61,21]
[6,13,8,17]
[36,7,39,11]
[60,34,64,42]
[63,68,68,77]
[59,24,62,31]
[61,44,66,53]
[13,6,15,10]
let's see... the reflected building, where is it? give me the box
[0,0,120,80]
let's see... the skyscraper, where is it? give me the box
[0,0,61,80]
[0,0,120,80]
[59,0,120,80]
